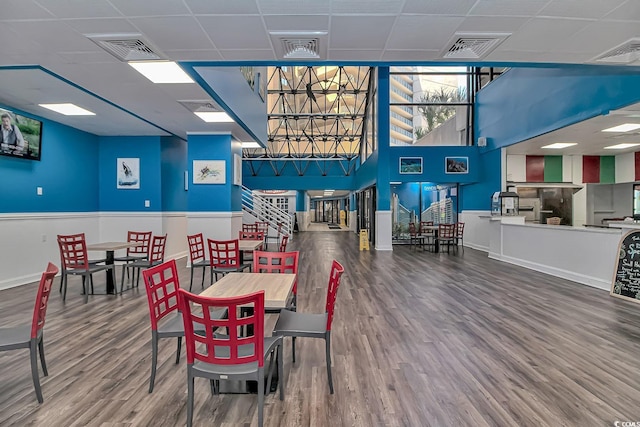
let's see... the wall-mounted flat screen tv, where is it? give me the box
[0,107,42,161]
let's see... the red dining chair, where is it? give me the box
[279,235,289,252]
[253,250,299,311]
[408,222,421,250]
[273,260,345,394]
[0,262,58,403]
[420,221,436,252]
[141,260,224,393]
[256,222,269,249]
[437,223,456,254]
[239,230,265,246]
[178,289,283,427]
[454,222,465,252]
[57,233,116,303]
[123,235,167,290]
[57,233,106,293]
[115,230,151,289]
[242,223,258,232]
[187,233,209,291]
[207,239,251,283]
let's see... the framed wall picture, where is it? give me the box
[445,156,469,174]
[117,158,140,189]
[233,153,242,186]
[399,157,423,174]
[193,160,226,184]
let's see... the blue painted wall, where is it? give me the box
[296,190,306,211]
[354,150,378,191]
[161,136,188,211]
[98,136,162,211]
[389,146,479,183]
[187,134,237,212]
[0,108,99,213]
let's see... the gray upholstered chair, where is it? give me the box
[273,260,344,394]
[0,262,58,403]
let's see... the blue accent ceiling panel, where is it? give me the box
[99,136,162,211]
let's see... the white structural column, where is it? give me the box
[375,210,393,250]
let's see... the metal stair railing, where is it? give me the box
[241,186,293,238]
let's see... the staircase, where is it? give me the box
[241,185,294,240]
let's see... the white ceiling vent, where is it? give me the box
[85,33,165,62]
[593,38,640,64]
[441,32,511,59]
[177,100,220,113]
[269,31,328,60]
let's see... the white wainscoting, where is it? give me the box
[187,212,243,242]
[349,210,357,233]
[375,210,393,251]
[0,213,99,290]
[459,210,491,252]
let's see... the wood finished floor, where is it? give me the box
[2,231,640,426]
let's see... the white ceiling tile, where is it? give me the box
[0,26,42,57]
[61,18,139,34]
[554,20,640,57]
[381,49,442,61]
[497,18,591,51]
[197,15,271,49]
[538,0,626,19]
[218,49,276,60]
[327,49,382,61]
[469,0,549,17]
[6,20,99,52]
[129,17,214,50]
[163,49,224,61]
[385,15,465,50]
[35,0,120,19]
[455,16,530,32]
[331,0,404,14]
[263,14,329,31]
[329,15,396,49]
[108,0,191,16]
[56,50,119,64]
[257,0,330,15]
[402,0,477,15]
[186,0,260,14]
[604,0,640,21]
[1,0,53,19]
[483,48,590,64]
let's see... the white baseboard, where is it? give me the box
[465,242,489,252]
[490,253,610,291]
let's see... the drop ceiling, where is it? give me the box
[0,0,639,141]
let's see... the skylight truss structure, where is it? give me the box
[244,66,374,176]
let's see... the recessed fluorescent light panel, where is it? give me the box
[602,123,640,132]
[194,111,234,123]
[39,103,95,116]
[129,61,194,83]
[604,143,640,150]
[241,142,261,148]
[541,143,577,149]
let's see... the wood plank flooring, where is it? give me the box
[2,231,640,426]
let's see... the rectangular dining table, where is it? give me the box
[87,241,144,294]
[237,239,266,263]
[418,225,439,253]
[200,272,296,393]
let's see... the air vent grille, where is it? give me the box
[281,38,320,59]
[269,31,328,60]
[594,38,640,64]
[85,33,165,61]
[442,32,510,59]
[177,100,219,113]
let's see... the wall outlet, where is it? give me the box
[145,200,150,208]
[37,187,43,196]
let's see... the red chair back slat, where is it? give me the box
[142,260,181,331]
[279,235,289,252]
[178,289,265,367]
[187,233,206,263]
[208,239,242,269]
[253,250,299,295]
[438,223,455,239]
[30,262,59,339]
[420,221,434,234]
[239,231,265,241]
[455,222,465,238]
[242,223,258,232]
[148,235,167,263]
[325,260,345,331]
[57,233,90,270]
[408,223,417,237]
[126,231,152,256]
[256,222,269,234]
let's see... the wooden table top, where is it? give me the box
[238,239,264,251]
[86,242,144,251]
[200,272,295,309]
